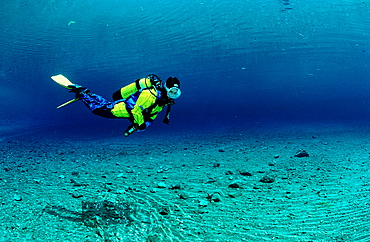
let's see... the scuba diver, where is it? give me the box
[52,74,181,137]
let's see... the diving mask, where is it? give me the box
[166,85,181,99]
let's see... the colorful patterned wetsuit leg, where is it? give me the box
[78,92,116,118]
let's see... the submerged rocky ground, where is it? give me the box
[1,123,369,241]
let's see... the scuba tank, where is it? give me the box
[112,74,161,101]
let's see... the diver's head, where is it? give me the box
[163,77,181,99]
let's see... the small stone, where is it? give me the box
[150,188,158,193]
[116,173,126,178]
[157,182,167,188]
[116,189,126,194]
[159,207,171,215]
[228,191,242,198]
[274,155,280,159]
[70,179,85,187]
[71,192,83,198]
[294,150,309,157]
[212,193,222,202]
[169,184,181,190]
[205,178,217,184]
[239,171,252,176]
[178,192,189,200]
[260,176,275,183]
[58,175,65,179]
[228,182,240,188]
[13,195,22,201]
[71,171,79,176]
[159,207,170,215]
[199,200,209,207]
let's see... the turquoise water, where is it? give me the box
[0,0,370,133]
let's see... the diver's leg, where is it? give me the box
[112,89,123,101]
[70,86,116,118]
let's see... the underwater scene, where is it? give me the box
[1,0,370,241]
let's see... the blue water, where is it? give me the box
[1,0,370,135]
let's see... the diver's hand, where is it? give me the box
[124,124,138,137]
[137,121,152,131]
[163,117,170,124]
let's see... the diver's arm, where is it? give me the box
[163,106,171,124]
[162,99,175,124]
[131,91,156,129]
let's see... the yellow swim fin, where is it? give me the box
[57,98,79,109]
[51,74,74,89]
[52,74,80,108]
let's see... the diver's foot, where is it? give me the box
[68,84,91,97]
[68,84,83,91]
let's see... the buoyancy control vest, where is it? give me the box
[111,74,173,125]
